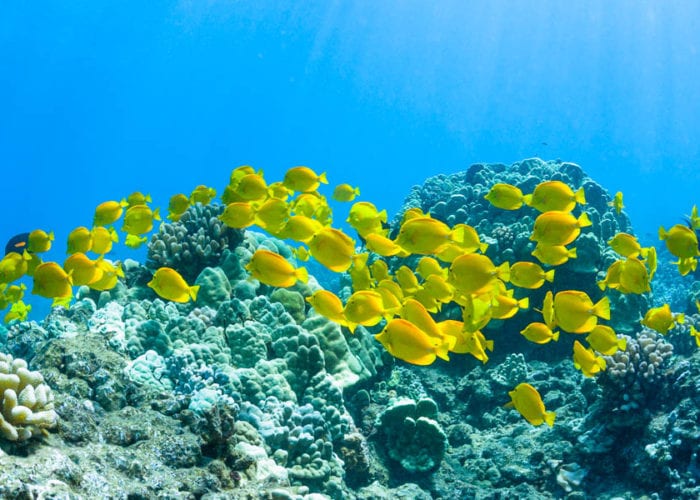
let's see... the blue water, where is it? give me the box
[2,1,700,318]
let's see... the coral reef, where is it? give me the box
[2,159,700,499]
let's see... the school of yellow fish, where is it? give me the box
[1,167,699,427]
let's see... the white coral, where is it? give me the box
[0,353,57,441]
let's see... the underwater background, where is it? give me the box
[2,2,700,499]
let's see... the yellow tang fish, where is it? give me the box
[369,260,391,282]
[375,318,454,366]
[530,211,592,246]
[422,274,454,304]
[608,191,624,214]
[348,253,373,291]
[416,256,446,280]
[125,234,148,249]
[122,205,161,235]
[63,253,104,286]
[491,294,529,320]
[597,260,623,291]
[67,226,93,255]
[509,261,555,289]
[283,166,328,193]
[343,290,387,332]
[484,183,526,210]
[461,293,493,333]
[608,232,643,258]
[309,227,355,273]
[520,322,559,344]
[400,298,444,340]
[531,243,577,266]
[0,251,31,283]
[451,224,488,254]
[93,200,127,227]
[617,257,651,294]
[306,290,348,326]
[506,383,556,427]
[219,202,255,229]
[292,246,310,262]
[89,259,124,291]
[254,198,289,233]
[641,303,684,334]
[365,233,404,257]
[645,245,658,281]
[585,325,626,355]
[126,191,151,207]
[4,283,26,303]
[539,291,555,329]
[396,217,464,256]
[147,267,199,303]
[523,180,585,213]
[230,165,258,185]
[573,340,607,377]
[168,193,190,221]
[449,253,510,295]
[436,320,491,362]
[689,205,700,230]
[235,174,268,201]
[32,262,73,299]
[189,185,217,205]
[658,224,699,259]
[374,285,401,318]
[280,215,323,243]
[690,325,700,347]
[347,201,387,238]
[395,265,420,294]
[332,183,360,202]
[27,229,54,253]
[4,300,31,323]
[268,181,291,201]
[91,226,118,255]
[553,290,610,333]
[245,249,308,288]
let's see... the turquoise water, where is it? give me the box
[3,2,700,242]
[2,3,700,498]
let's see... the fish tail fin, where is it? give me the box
[354,186,361,196]
[568,247,578,259]
[577,211,592,228]
[618,337,627,351]
[479,242,489,253]
[658,226,667,240]
[436,339,451,362]
[552,330,560,341]
[544,269,555,282]
[597,279,607,291]
[484,339,495,352]
[497,261,510,282]
[677,313,685,325]
[449,224,466,245]
[153,207,161,221]
[378,209,388,223]
[597,356,607,371]
[593,296,611,320]
[48,231,55,241]
[189,284,200,302]
[574,187,586,205]
[296,266,309,284]
[319,172,328,184]
[522,193,533,206]
[145,194,152,203]
[518,297,529,309]
[545,411,556,427]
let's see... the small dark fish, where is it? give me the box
[5,233,30,255]
[541,142,548,146]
